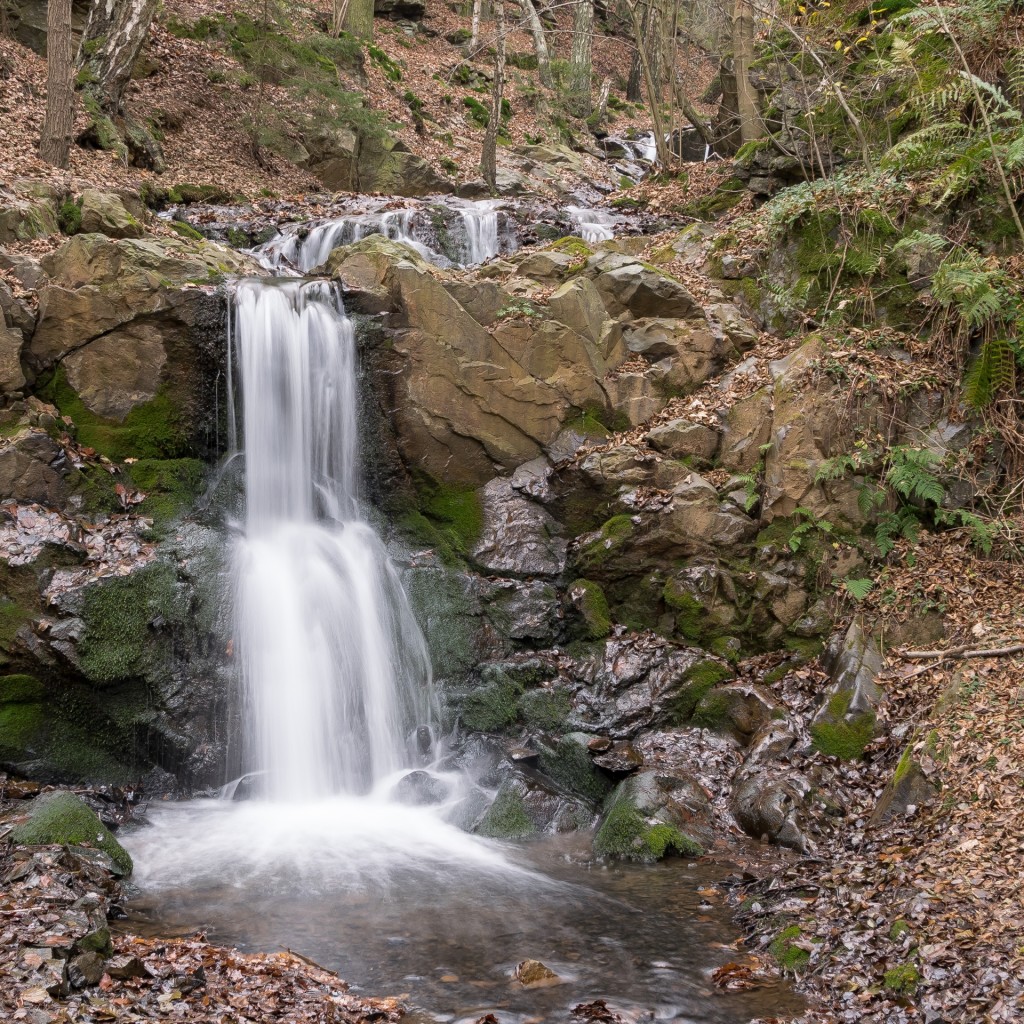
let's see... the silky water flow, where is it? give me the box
[124,277,803,1024]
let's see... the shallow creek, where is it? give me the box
[123,798,803,1024]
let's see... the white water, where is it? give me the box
[229,278,434,799]
[567,205,619,244]
[258,199,505,273]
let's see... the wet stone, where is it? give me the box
[592,742,643,774]
[515,958,561,987]
[68,951,105,988]
[392,770,449,806]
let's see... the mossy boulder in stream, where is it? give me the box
[11,791,133,875]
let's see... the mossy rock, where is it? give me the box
[594,800,702,862]
[537,736,610,804]
[569,578,612,639]
[11,791,133,874]
[476,786,535,839]
[517,687,572,731]
[78,562,186,685]
[769,925,810,972]
[810,690,876,760]
[461,673,523,733]
[126,458,207,531]
[413,476,484,556]
[548,236,594,259]
[664,661,735,726]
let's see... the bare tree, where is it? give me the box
[569,0,594,116]
[338,0,374,38]
[471,0,483,49]
[626,0,670,164]
[481,0,506,190]
[39,0,75,168]
[331,0,351,37]
[732,0,762,144]
[519,0,551,86]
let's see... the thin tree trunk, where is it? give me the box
[570,0,594,117]
[471,0,483,49]
[519,0,551,86]
[481,0,505,190]
[40,0,75,168]
[593,76,611,127]
[732,0,762,144]
[627,0,669,165]
[79,0,160,114]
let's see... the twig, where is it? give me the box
[900,643,1024,661]
[284,948,341,977]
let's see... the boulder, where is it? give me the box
[810,623,883,760]
[730,764,811,852]
[717,388,773,473]
[10,791,133,874]
[589,257,699,320]
[374,0,426,17]
[78,190,146,239]
[594,769,711,861]
[514,250,577,282]
[1,325,26,393]
[870,744,940,824]
[29,233,261,459]
[604,370,666,427]
[472,476,567,577]
[646,418,720,464]
[0,429,69,505]
[0,180,60,244]
[1,277,37,338]
[547,277,625,365]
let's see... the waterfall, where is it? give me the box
[567,205,618,244]
[229,279,434,800]
[257,200,506,273]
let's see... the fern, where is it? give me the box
[885,448,945,506]
[843,577,875,601]
[876,507,920,556]
[963,336,1017,408]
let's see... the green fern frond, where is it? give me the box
[963,336,1017,408]
[885,449,945,506]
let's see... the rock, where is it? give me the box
[374,0,425,16]
[515,959,560,987]
[604,370,666,427]
[594,769,710,861]
[1,324,26,392]
[515,250,577,282]
[0,429,69,505]
[29,233,261,459]
[547,277,625,366]
[646,418,720,464]
[10,791,133,875]
[67,951,105,988]
[566,578,613,639]
[589,257,699,320]
[474,476,566,576]
[870,745,940,824]
[103,955,151,980]
[810,623,883,760]
[691,681,783,739]
[592,741,643,774]
[730,764,811,852]
[704,301,760,350]
[0,180,60,244]
[482,578,561,642]
[78,190,146,239]
[1,277,37,338]
[718,388,773,473]
[476,770,596,837]
[392,770,449,806]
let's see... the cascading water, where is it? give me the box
[567,205,619,244]
[259,199,507,273]
[228,279,434,798]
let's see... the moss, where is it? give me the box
[665,661,734,726]
[810,691,876,760]
[43,368,190,462]
[574,514,635,573]
[571,578,612,639]
[889,919,910,941]
[769,926,811,972]
[662,581,704,642]
[10,792,133,875]
[518,687,572,731]
[463,95,490,128]
[165,183,232,205]
[477,787,535,839]
[126,458,207,531]
[169,220,204,240]
[416,481,483,554]
[0,597,32,661]
[538,737,610,803]
[548,236,594,259]
[79,562,184,685]
[0,673,46,704]
[59,197,83,235]
[710,636,742,663]
[783,636,824,661]
[892,742,915,785]
[461,675,523,733]
[883,962,920,995]
[0,702,47,761]
[691,691,732,730]
[682,177,747,220]
[594,801,703,862]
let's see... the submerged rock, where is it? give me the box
[515,958,561,987]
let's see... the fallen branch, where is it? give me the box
[900,643,1024,661]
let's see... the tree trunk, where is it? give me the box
[593,76,611,128]
[627,1,658,103]
[732,0,762,144]
[627,0,669,166]
[471,0,482,49]
[480,0,505,190]
[519,0,551,86]
[331,0,352,37]
[342,0,374,39]
[569,0,594,117]
[40,0,75,168]
[79,0,160,114]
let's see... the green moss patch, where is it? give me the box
[769,925,811,972]
[518,687,572,731]
[538,737,610,803]
[126,458,207,531]
[571,578,612,639]
[548,236,594,259]
[665,661,734,726]
[79,563,184,685]
[884,961,919,995]
[461,674,522,733]
[44,368,190,462]
[10,791,133,875]
[810,690,876,760]
[477,787,535,839]
[594,801,703,862]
